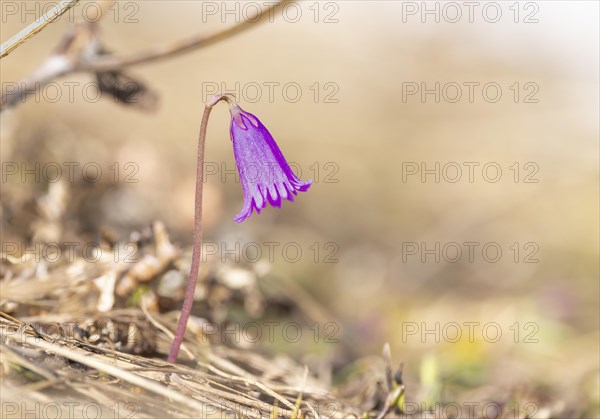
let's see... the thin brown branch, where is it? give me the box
[76,0,290,72]
[0,0,80,58]
[1,55,72,109]
[0,0,289,111]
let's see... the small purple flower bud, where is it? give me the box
[229,104,312,223]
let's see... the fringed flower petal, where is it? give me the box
[229,104,312,222]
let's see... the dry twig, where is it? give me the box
[0,0,80,58]
[1,0,290,111]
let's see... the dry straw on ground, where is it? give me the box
[0,188,368,418]
[0,180,587,418]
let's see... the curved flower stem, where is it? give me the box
[167,94,235,364]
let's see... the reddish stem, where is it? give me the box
[167,95,234,363]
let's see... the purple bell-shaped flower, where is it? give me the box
[229,104,312,222]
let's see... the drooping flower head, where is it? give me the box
[229,103,312,223]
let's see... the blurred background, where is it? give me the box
[1,0,598,414]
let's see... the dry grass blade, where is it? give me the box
[0,311,364,418]
[6,328,209,413]
[140,293,195,360]
[0,0,80,58]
